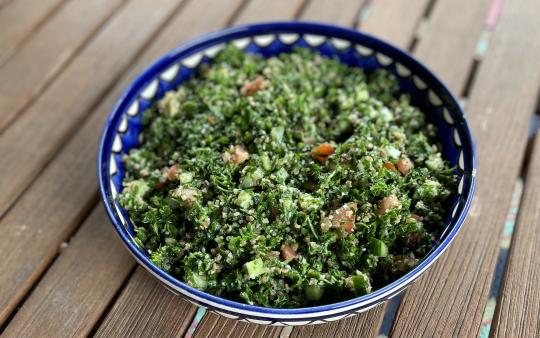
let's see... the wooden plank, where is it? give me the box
[0,0,66,63]
[0,0,185,325]
[95,268,196,337]
[390,0,540,336]
[235,0,305,24]
[491,133,540,337]
[2,206,134,337]
[0,0,244,332]
[290,305,385,338]
[0,0,13,9]
[193,312,281,338]
[0,0,185,220]
[360,0,430,49]
[300,0,364,26]
[413,0,493,93]
[0,0,126,132]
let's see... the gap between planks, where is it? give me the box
[0,0,130,134]
[0,0,245,335]
[390,0,540,335]
[0,0,504,336]
[489,94,540,337]
[0,0,69,65]
[0,0,190,327]
[0,0,189,223]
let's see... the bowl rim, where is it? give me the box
[98,21,477,319]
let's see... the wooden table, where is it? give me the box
[0,0,539,336]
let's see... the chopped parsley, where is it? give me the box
[119,46,456,307]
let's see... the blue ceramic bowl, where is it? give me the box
[98,22,476,326]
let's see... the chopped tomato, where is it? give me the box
[165,165,177,181]
[223,145,250,164]
[311,143,334,163]
[411,214,423,222]
[240,75,266,96]
[377,195,400,215]
[332,202,358,233]
[383,162,396,170]
[281,243,299,260]
[397,158,414,176]
[157,165,178,187]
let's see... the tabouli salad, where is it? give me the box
[119,46,455,307]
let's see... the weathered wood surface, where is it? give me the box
[0,0,183,219]
[234,0,306,24]
[0,0,185,325]
[0,0,66,63]
[0,0,539,336]
[95,268,198,338]
[2,206,134,337]
[391,0,540,336]
[0,0,125,132]
[359,0,430,49]
[300,0,363,26]
[289,304,385,338]
[412,0,493,94]
[193,312,282,338]
[491,127,540,337]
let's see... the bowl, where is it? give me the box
[98,22,476,326]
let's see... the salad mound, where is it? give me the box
[119,46,455,307]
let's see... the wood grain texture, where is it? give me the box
[291,305,385,338]
[0,0,245,328]
[391,0,540,336]
[0,0,66,63]
[193,312,282,338]
[235,0,306,24]
[491,133,540,337]
[94,268,197,337]
[0,0,125,132]
[300,0,363,26]
[0,0,185,325]
[0,0,183,220]
[2,206,134,337]
[413,0,493,93]
[0,0,13,9]
[24,0,245,334]
[359,0,430,49]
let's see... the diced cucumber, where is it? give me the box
[370,239,389,257]
[187,272,208,290]
[351,273,371,296]
[244,257,266,279]
[235,190,253,209]
[260,153,272,171]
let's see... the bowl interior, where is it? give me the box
[99,22,475,323]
